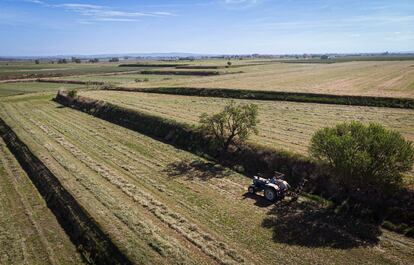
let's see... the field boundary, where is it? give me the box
[0,117,132,265]
[107,87,414,109]
[138,70,243,76]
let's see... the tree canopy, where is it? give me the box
[310,121,414,193]
[199,101,259,152]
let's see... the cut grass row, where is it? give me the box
[0,136,83,265]
[1,93,413,264]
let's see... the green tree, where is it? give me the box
[309,121,414,193]
[199,101,259,152]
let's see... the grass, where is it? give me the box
[0,61,143,80]
[0,137,83,265]
[1,93,413,264]
[0,82,84,97]
[54,73,193,85]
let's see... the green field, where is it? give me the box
[0,82,84,97]
[0,93,413,264]
[55,73,195,85]
[0,61,142,80]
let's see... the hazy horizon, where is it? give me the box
[1,0,413,56]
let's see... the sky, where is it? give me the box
[0,0,413,56]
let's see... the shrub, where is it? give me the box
[309,121,414,193]
[67,89,78,98]
[199,101,259,152]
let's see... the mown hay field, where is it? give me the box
[0,137,83,265]
[54,73,195,85]
[80,90,414,156]
[0,82,83,97]
[119,61,414,98]
[0,61,144,81]
[1,93,413,264]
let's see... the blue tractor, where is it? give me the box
[247,172,290,202]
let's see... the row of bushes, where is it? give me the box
[118,63,186,67]
[175,63,263,69]
[55,91,414,235]
[139,70,222,76]
[108,87,414,109]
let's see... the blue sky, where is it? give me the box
[1,0,413,56]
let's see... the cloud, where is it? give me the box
[222,0,260,8]
[25,1,173,22]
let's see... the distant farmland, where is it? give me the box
[0,82,83,97]
[124,61,414,98]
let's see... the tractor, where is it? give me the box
[247,172,290,202]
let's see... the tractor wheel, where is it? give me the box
[264,188,276,202]
[248,186,255,194]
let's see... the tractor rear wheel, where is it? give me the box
[248,186,255,194]
[264,188,276,202]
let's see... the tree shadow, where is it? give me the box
[262,199,381,249]
[165,159,232,181]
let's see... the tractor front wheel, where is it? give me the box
[264,188,276,202]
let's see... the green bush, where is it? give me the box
[67,89,78,98]
[310,121,414,193]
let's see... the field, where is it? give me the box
[80,90,414,156]
[0,61,145,81]
[0,58,414,264]
[1,93,413,264]
[0,82,84,97]
[0,136,83,265]
[54,73,195,85]
[117,61,414,98]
